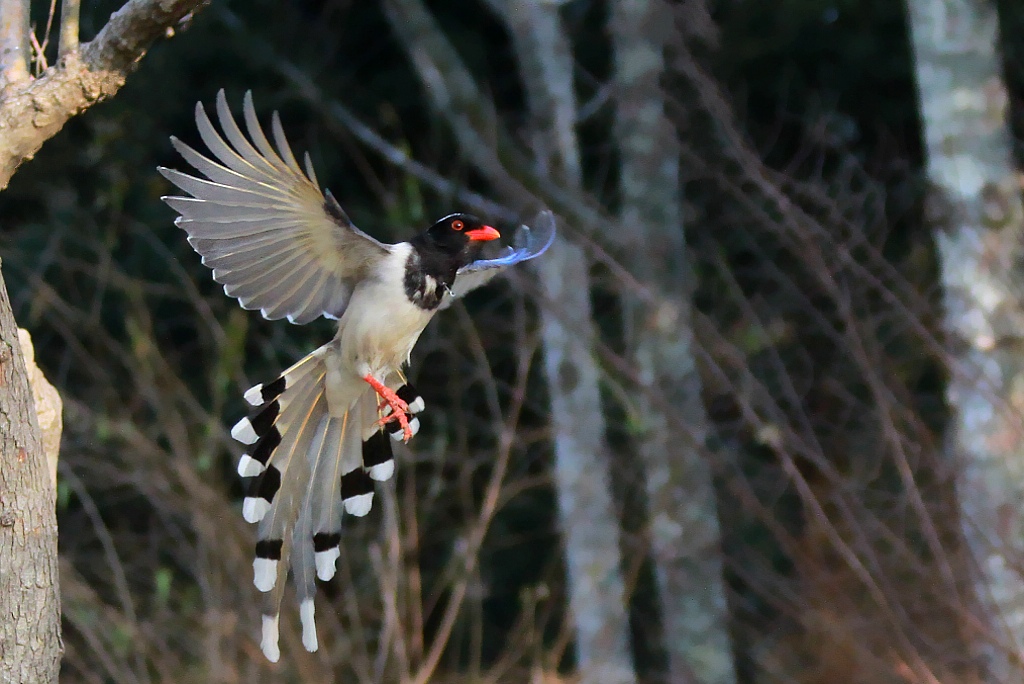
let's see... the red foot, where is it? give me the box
[363,375,412,442]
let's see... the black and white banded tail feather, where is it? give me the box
[230,347,424,661]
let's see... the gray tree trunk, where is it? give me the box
[503,6,638,680]
[384,1,638,680]
[907,0,1024,679]
[0,270,61,684]
[476,3,638,680]
[610,1,736,682]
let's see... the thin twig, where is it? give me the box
[0,0,31,88]
[59,0,81,58]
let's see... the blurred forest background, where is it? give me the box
[4,0,1024,682]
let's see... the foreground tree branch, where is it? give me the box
[0,0,208,188]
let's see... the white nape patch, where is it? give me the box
[407,396,425,414]
[253,558,278,592]
[231,417,258,445]
[237,454,265,477]
[369,460,395,482]
[261,614,281,663]
[243,384,264,406]
[300,599,319,652]
[242,497,271,523]
[391,416,420,441]
[344,492,374,517]
[315,547,341,581]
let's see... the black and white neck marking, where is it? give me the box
[403,244,460,311]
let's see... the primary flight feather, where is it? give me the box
[158,89,553,662]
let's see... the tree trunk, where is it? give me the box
[384,1,638,680]
[907,0,1024,678]
[0,268,61,683]
[610,1,737,681]
[492,3,637,682]
[535,238,638,684]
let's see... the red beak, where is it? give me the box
[466,225,500,242]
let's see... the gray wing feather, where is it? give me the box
[159,89,391,324]
[439,210,556,309]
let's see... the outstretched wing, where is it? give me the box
[159,90,390,325]
[439,210,556,309]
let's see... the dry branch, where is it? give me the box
[0,0,209,188]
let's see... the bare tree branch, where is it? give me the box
[58,0,81,58]
[0,0,31,89]
[0,0,209,189]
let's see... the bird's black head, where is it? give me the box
[420,213,500,260]
[405,213,501,310]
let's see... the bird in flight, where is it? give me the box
[159,90,554,662]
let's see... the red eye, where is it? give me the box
[452,220,464,231]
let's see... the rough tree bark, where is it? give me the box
[0,270,60,684]
[610,1,736,681]
[0,1,208,679]
[907,0,1024,679]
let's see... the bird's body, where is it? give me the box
[159,90,553,662]
[335,243,436,383]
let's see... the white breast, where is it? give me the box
[335,243,435,380]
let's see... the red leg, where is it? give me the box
[363,374,412,442]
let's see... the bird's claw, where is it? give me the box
[376,406,413,442]
[363,374,413,442]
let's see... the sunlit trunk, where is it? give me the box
[907,0,1024,677]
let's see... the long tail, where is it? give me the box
[229,345,424,661]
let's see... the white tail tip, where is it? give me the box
[300,598,318,652]
[261,614,280,662]
[244,384,264,406]
[408,396,425,414]
[237,454,265,477]
[369,460,395,482]
[344,492,374,517]
[242,497,271,523]
[315,547,340,581]
[231,417,258,444]
[253,558,277,592]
